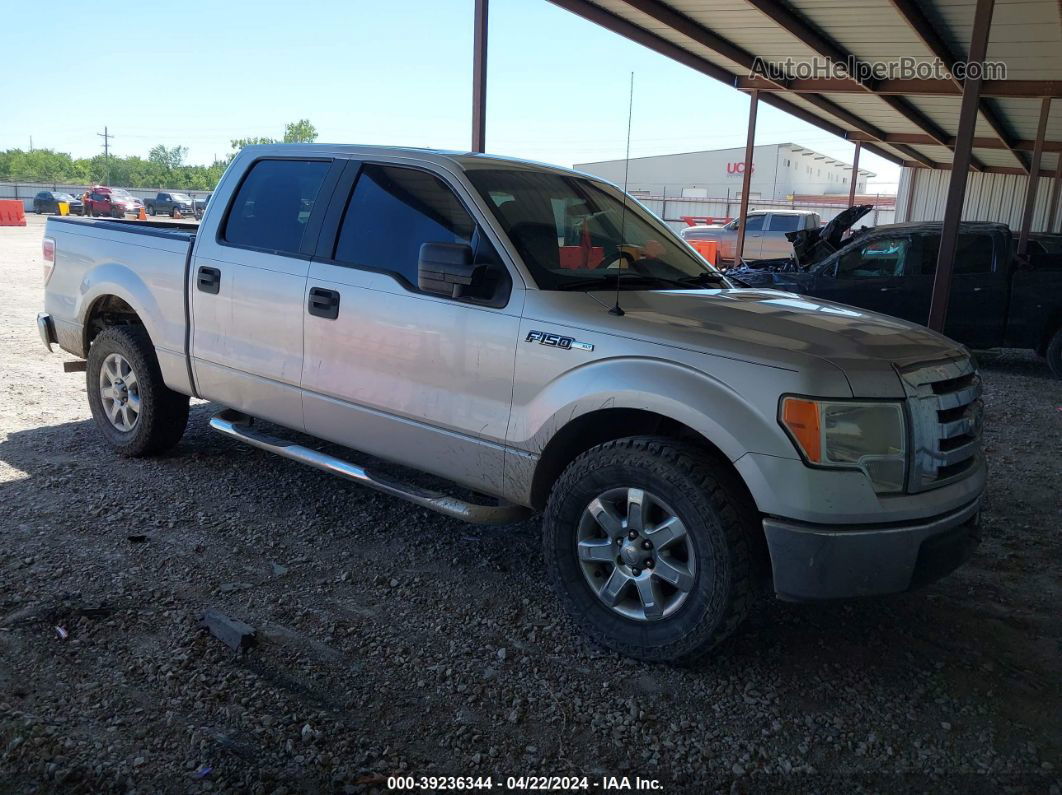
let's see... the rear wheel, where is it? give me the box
[543,437,754,663]
[1047,328,1062,378]
[86,326,189,456]
[149,205,157,216]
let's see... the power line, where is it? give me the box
[97,127,115,184]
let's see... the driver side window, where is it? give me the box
[836,237,909,279]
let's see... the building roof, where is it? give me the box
[576,141,876,176]
[548,0,1062,178]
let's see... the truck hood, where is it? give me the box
[586,288,968,397]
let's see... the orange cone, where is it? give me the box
[173,208,182,220]
[137,207,147,221]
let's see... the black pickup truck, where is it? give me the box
[733,220,1062,376]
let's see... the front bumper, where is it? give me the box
[37,312,57,352]
[764,498,981,601]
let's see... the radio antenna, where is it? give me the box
[609,72,635,317]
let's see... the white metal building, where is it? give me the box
[574,143,873,201]
[896,167,1062,232]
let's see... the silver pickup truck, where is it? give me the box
[681,209,822,264]
[37,144,985,662]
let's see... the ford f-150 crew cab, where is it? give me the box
[37,145,985,662]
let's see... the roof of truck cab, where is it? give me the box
[861,221,1011,234]
[237,143,593,178]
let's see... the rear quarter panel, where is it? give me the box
[44,219,192,390]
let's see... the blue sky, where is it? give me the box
[1,0,899,192]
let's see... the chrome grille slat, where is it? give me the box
[937,439,980,467]
[940,416,976,439]
[900,357,983,493]
[935,381,982,411]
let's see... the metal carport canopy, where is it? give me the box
[532,0,1062,329]
[544,0,1062,175]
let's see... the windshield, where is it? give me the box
[465,169,727,291]
[111,189,133,198]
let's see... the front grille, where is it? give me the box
[900,358,983,493]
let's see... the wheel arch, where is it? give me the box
[77,265,165,356]
[529,407,755,512]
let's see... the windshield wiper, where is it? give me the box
[676,271,728,287]
[554,272,684,291]
[556,271,722,291]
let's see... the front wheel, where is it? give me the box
[543,437,754,663]
[86,326,190,456]
[1047,328,1062,378]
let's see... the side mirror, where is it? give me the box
[418,242,481,298]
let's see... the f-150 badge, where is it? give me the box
[525,330,594,352]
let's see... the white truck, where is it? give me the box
[680,209,822,264]
[37,145,984,662]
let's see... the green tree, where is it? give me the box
[148,144,188,170]
[283,119,318,143]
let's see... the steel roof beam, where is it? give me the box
[740,0,986,170]
[545,0,907,164]
[887,0,1029,172]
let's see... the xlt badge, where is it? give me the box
[525,330,594,352]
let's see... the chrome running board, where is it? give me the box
[209,409,531,525]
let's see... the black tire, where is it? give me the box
[543,436,754,664]
[86,326,189,456]
[34,206,42,215]
[1047,327,1062,378]
[148,205,157,216]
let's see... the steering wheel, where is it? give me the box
[595,245,637,271]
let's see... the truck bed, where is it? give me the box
[43,216,197,392]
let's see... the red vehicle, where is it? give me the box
[84,187,144,218]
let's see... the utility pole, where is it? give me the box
[29,136,33,152]
[97,126,115,184]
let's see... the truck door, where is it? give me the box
[190,156,340,430]
[802,235,912,318]
[763,213,801,259]
[902,232,1008,348]
[736,213,765,262]
[300,160,522,492]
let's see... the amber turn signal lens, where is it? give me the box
[781,397,822,463]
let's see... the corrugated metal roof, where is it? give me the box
[549,0,1062,177]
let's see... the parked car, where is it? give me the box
[38,145,985,662]
[84,187,143,218]
[193,193,212,219]
[144,191,195,218]
[32,191,83,215]
[680,209,822,264]
[732,221,1062,375]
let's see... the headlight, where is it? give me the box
[780,396,907,494]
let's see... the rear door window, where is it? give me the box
[918,233,995,275]
[768,214,801,232]
[223,159,331,256]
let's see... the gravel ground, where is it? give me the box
[1,215,1060,793]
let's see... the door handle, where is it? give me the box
[308,287,340,319]
[879,286,900,292]
[972,286,983,292]
[197,266,221,294]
